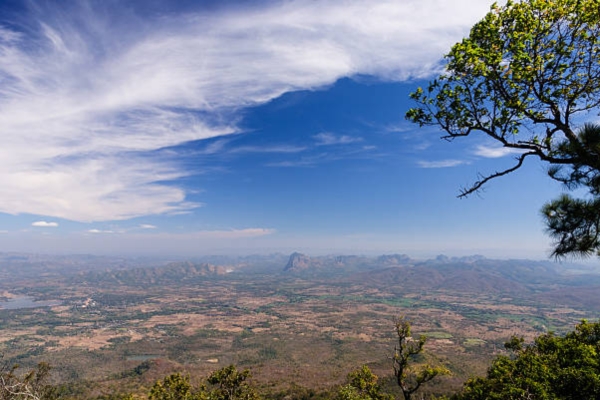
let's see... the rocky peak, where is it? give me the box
[283,252,312,272]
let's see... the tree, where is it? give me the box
[149,366,257,400]
[149,373,205,400]
[0,362,54,400]
[452,320,600,400]
[206,365,257,400]
[391,317,449,400]
[405,0,600,258]
[337,365,393,400]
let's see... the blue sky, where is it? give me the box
[0,0,566,258]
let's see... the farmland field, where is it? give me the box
[1,252,599,398]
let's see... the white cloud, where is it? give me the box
[89,227,270,238]
[314,132,362,146]
[229,145,307,154]
[0,227,277,255]
[190,228,276,239]
[32,221,59,227]
[384,123,413,133]
[139,224,157,229]
[265,160,317,168]
[82,227,276,248]
[202,139,231,155]
[474,145,524,158]
[417,159,467,168]
[87,229,114,234]
[0,0,493,222]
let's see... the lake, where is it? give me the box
[0,296,60,310]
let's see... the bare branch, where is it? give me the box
[459,152,535,198]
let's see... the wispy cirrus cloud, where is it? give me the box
[189,228,275,239]
[92,227,273,239]
[265,160,319,168]
[0,0,492,222]
[87,224,156,234]
[313,132,362,146]
[417,159,468,168]
[229,145,307,154]
[265,144,379,167]
[474,145,525,158]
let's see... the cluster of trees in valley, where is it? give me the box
[5,319,600,400]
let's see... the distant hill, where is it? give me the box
[76,261,230,286]
[4,250,600,309]
[283,252,414,275]
[279,252,600,308]
[352,262,531,295]
[0,252,164,284]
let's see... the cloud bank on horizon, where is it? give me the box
[0,0,494,223]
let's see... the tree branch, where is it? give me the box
[459,152,535,198]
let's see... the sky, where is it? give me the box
[0,0,569,259]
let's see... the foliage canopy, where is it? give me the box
[149,366,257,400]
[406,0,600,258]
[337,365,393,400]
[149,373,200,400]
[453,320,600,400]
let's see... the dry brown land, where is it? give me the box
[0,258,598,399]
